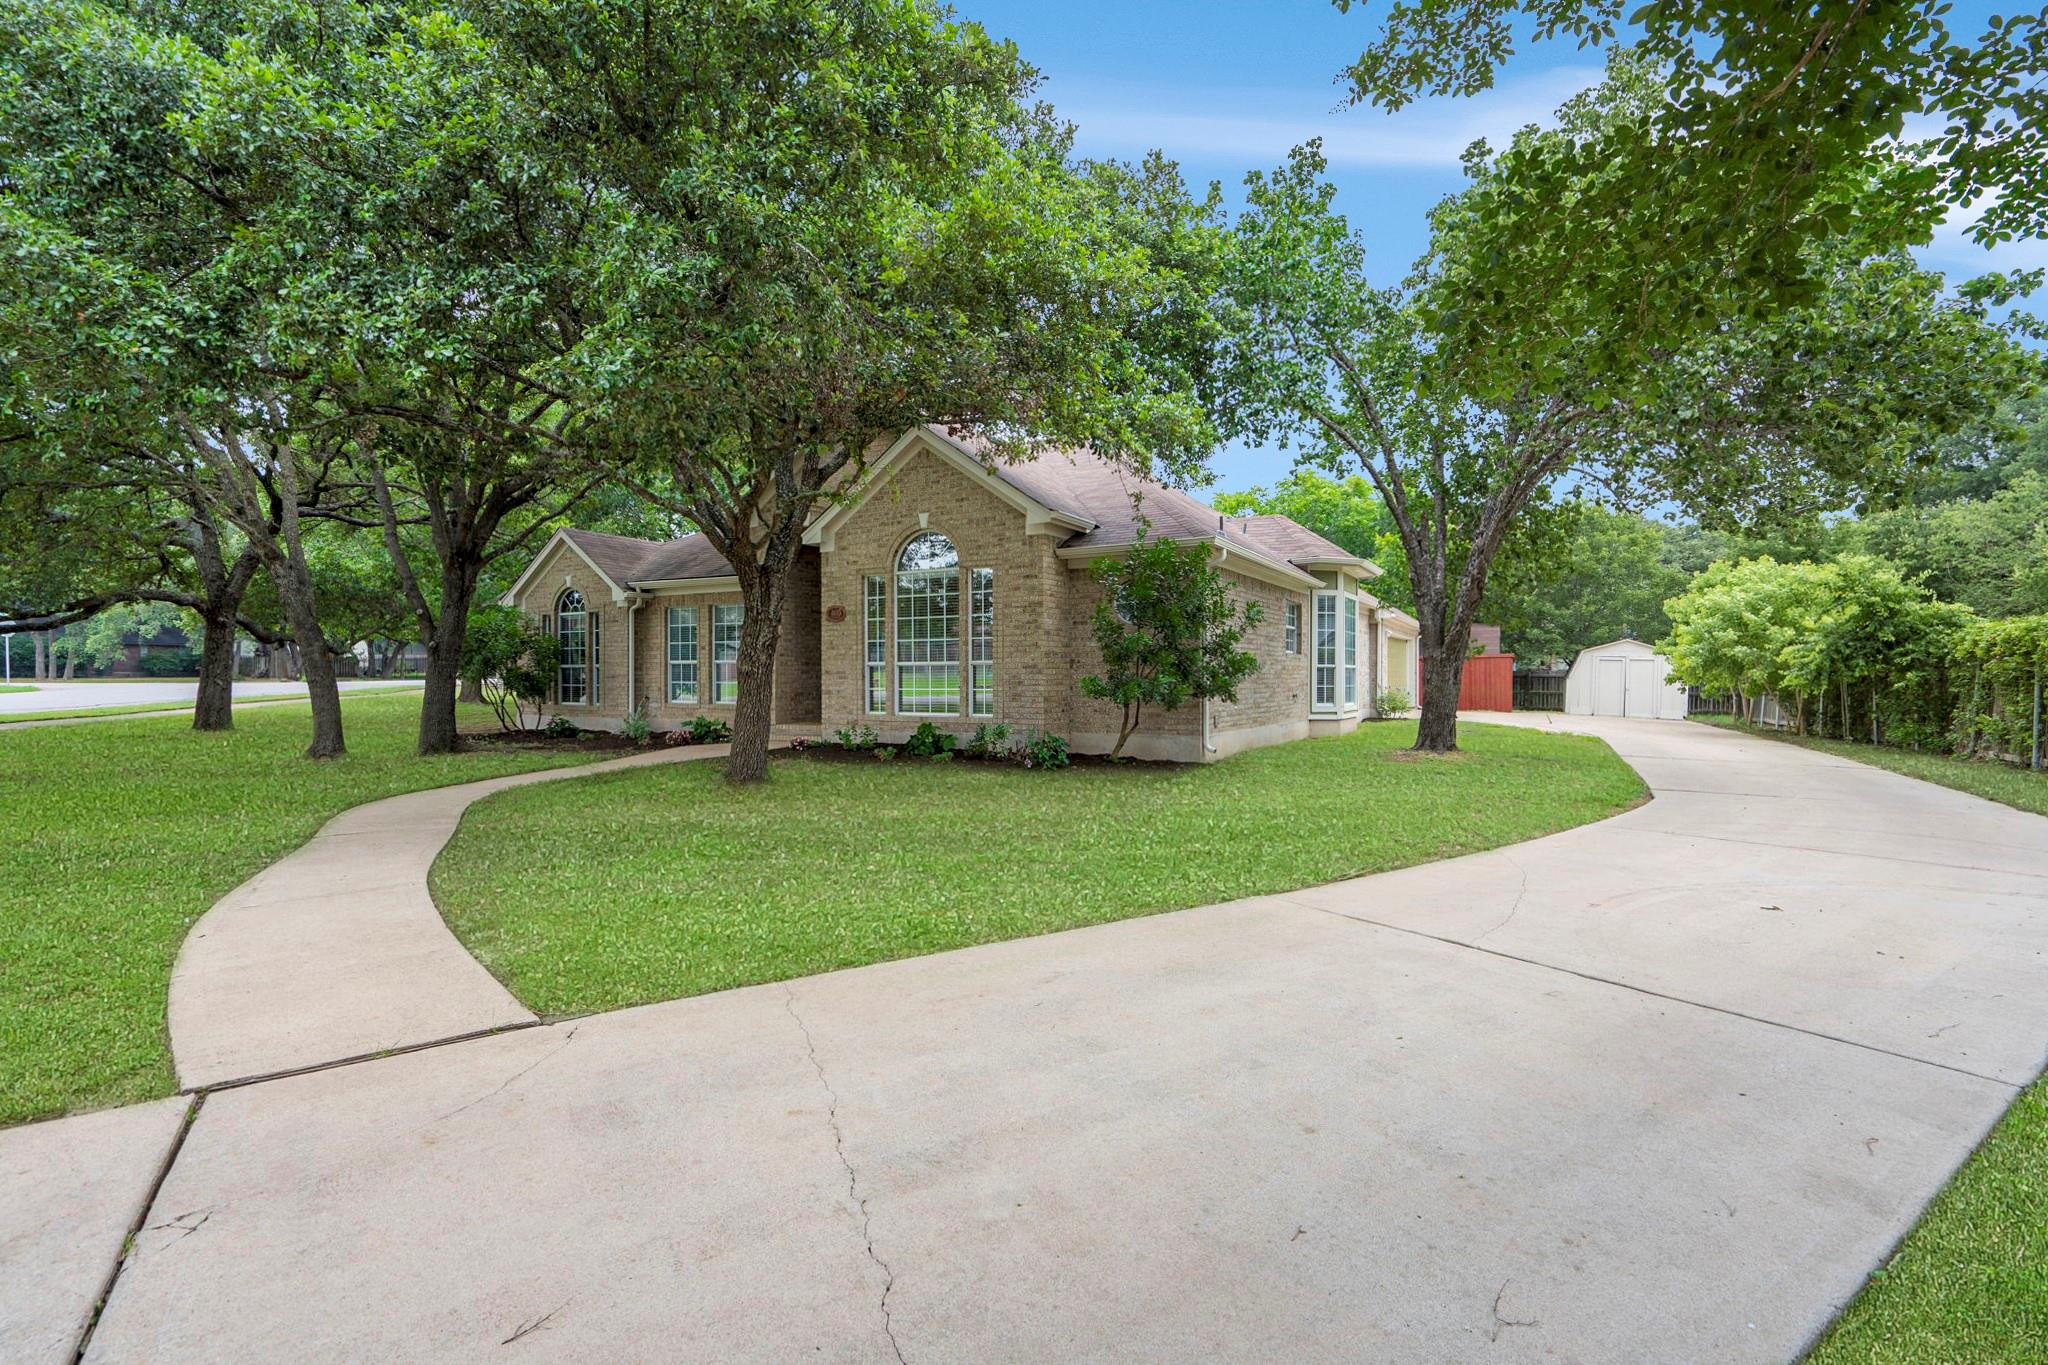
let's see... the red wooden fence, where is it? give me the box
[1416,652,1515,712]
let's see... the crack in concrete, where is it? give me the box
[784,986,906,1365]
[432,1027,580,1125]
[1473,853,1529,944]
[1487,1280,1538,1342]
[147,1209,211,1241]
[1290,898,2020,1089]
[501,1300,570,1345]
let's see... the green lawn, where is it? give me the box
[1691,716,2048,819]
[432,720,1645,1017]
[0,684,34,694]
[1808,1076,2048,1364]
[0,684,421,726]
[0,693,602,1125]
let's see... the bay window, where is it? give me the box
[1312,591,1338,711]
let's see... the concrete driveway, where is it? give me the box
[14,717,2048,1361]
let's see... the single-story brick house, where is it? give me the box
[504,426,1422,761]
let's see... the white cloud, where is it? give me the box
[1055,67,1603,170]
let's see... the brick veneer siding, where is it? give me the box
[1060,565,1313,758]
[819,447,1067,742]
[514,541,820,732]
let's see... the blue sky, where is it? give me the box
[960,0,2045,495]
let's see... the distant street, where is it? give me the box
[0,679,418,717]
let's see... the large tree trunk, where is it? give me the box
[417,563,481,755]
[1415,645,1468,751]
[270,553,345,758]
[1408,566,1476,753]
[726,573,786,784]
[189,537,260,732]
[458,672,484,704]
[33,631,48,679]
[192,608,240,731]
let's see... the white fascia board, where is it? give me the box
[804,426,1095,551]
[502,530,627,605]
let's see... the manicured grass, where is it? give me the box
[0,684,34,694]
[0,685,421,726]
[433,720,1645,1017]
[1808,1075,2048,1364]
[0,694,603,1126]
[1691,716,2048,819]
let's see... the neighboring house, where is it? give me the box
[105,622,194,677]
[505,425,1423,761]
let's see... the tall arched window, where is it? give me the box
[896,533,959,715]
[556,588,588,704]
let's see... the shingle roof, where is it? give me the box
[558,433,1373,588]
[981,445,1368,572]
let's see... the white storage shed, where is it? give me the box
[1564,637,1689,720]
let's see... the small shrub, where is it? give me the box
[685,714,733,744]
[138,651,200,677]
[964,722,1010,759]
[787,736,814,754]
[1012,728,1070,770]
[1374,688,1413,716]
[543,715,579,740]
[873,745,899,761]
[833,722,880,751]
[928,749,955,763]
[620,708,652,746]
[904,721,957,758]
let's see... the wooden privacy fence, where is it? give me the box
[1419,652,1515,711]
[1511,669,1567,712]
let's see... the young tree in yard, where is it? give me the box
[460,606,560,733]
[469,0,1225,783]
[1218,69,2037,751]
[1080,534,1264,759]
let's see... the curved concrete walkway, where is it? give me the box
[12,717,2048,1362]
[169,743,730,1089]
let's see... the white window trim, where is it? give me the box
[969,567,994,718]
[712,603,742,704]
[1342,594,1359,711]
[864,576,888,715]
[895,537,962,718]
[1311,590,1339,714]
[667,605,699,705]
[556,590,591,707]
[1284,601,1301,655]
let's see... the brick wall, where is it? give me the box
[819,447,1065,740]
[515,540,820,731]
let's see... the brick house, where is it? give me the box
[504,426,1421,761]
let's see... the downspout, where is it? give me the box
[1203,696,1216,756]
[623,590,647,713]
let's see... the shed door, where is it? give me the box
[1594,657,1627,715]
[1624,657,1661,718]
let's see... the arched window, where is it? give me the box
[896,533,960,715]
[556,588,588,704]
